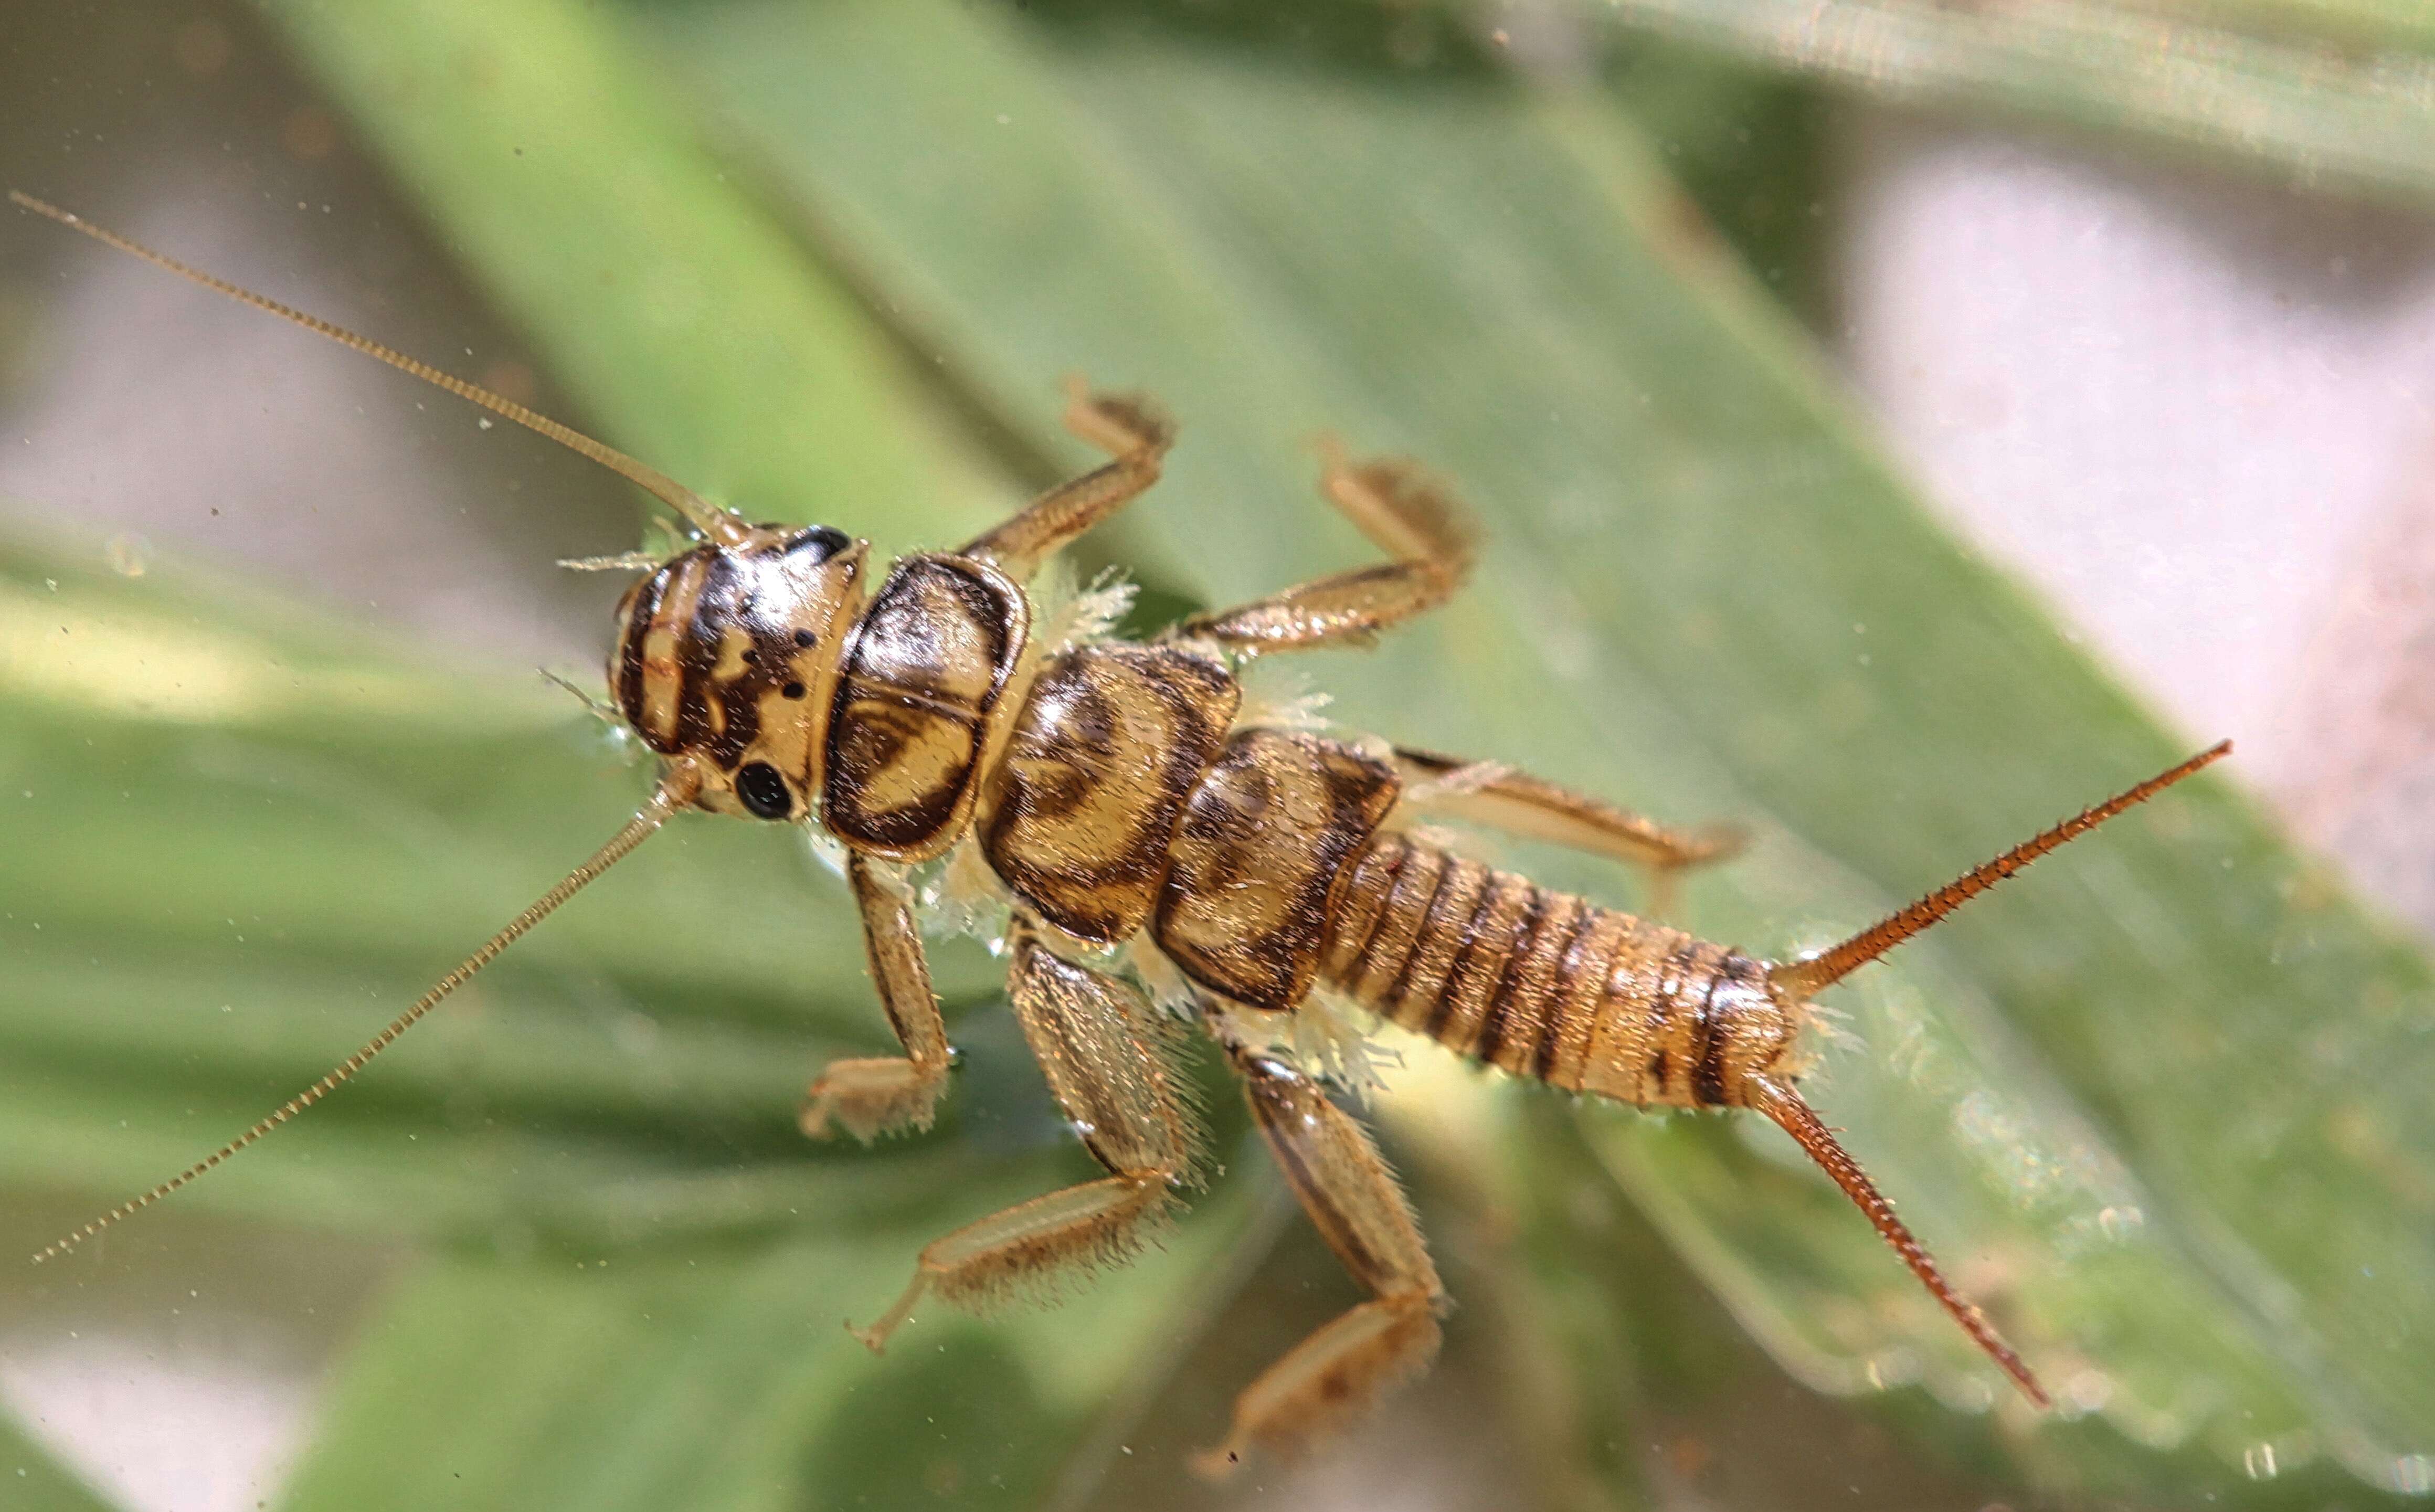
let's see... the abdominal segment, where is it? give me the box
[1319,830,1788,1107]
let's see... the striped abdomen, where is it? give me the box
[1319,832,1796,1108]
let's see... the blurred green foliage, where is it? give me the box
[5,0,2433,1507]
[1585,0,2435,209]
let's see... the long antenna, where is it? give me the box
[31,768,700,1264]
[1773,741,2230,999]
[1746,1075,2049,1407]
[7,190,750,549]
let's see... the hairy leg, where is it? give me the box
[960,380,1176,581]
[800,852,954,1141]
[852,918,1199,1348]
[1389,745,1742,916]
[1195,1049,1446,1477]
[1168,440,1476,655]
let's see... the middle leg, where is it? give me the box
[852,916,1199,1349]
[1389,745,1742,916]
[1169,438,1477,655]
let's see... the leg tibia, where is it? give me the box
[851,1174,1175,1351]
[853,922,1198,1351]
[1198,1051,1447,1477]
[959,381,1175,580]
[802,854,952,1143]
[1389,745,1742,917]
[1171,443,1476,655]
[1191,1294,1441,1478]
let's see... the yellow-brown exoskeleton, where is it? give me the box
[13,191,2230,1473]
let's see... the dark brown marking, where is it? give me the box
[611,564,665,736]
[1691,966,1730,1107]
[1473,886,1550,1067]
[824,555,1028,860]
[1430,871,1536,1054]
[1421,865,1498,1039]
[981,645,1239,943]
[1385,853,1462,1023]
[1327,836,1407,980]
[1536,904,1602,1083]
[1154,730,1400,1011]
[1350,840,1446,1004]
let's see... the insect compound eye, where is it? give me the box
[784,525,852,563]
[735,760,795,820]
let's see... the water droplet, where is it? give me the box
[2391,1455,2433,1495]
[103,531,151,577]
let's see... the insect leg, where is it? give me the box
[1168,440,1475,654]
[1193,1051,1446,1478]
[959,380,1176,580]
[1389,745,1742,917]
[800,853,955,1142]
[849,918,1198,1351]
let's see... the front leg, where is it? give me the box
[960,379,1176,581]
[800,852,954,1142]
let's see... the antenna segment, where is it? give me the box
[8,191,749,548]
[31,769,698,1264]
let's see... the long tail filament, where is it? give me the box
[1755,741,2230,1403]
[1748,1075,2049,1405]
[1774,741,2229,999]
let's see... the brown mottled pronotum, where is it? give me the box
[13,189,2231,1468]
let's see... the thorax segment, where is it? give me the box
[822,553,1029,861]
[979,643,1240,945]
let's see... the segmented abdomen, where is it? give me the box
[1319,831,1790,1108]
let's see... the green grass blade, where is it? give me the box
[276,1189,1259,1512]
[1592,0,2435,208]
[0,1413,122,1512]
[246,0,975,548]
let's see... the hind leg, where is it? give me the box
[1169,439,1476,655]
[852,918,1198,1348]
[1389,746,1742,916]
[1194,1049,1446,1477]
